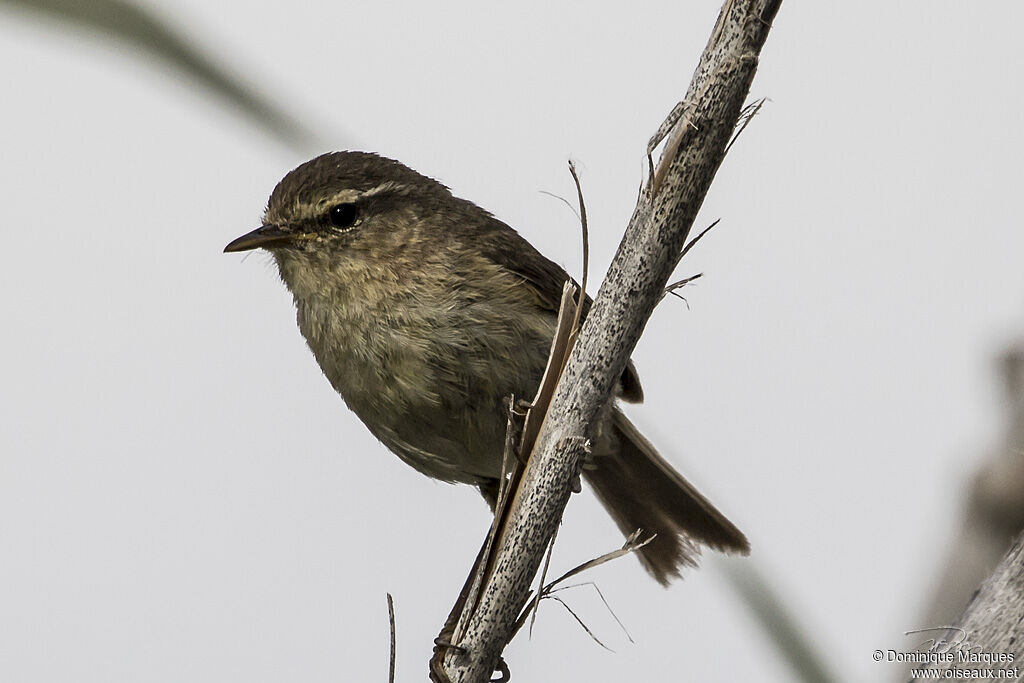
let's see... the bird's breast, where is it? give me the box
[285,255,556,484]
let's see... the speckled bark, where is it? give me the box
[905,534,1024,682]
[437,1,783,680]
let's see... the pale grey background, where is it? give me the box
[1,1,1022,681]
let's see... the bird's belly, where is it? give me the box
[359,390,511,485]
[298,295,554,485]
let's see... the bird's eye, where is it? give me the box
[328,203,359,229]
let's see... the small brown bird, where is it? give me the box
[225,151,748,584]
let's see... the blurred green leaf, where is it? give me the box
[2,0,330,153]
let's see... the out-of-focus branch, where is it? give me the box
[906,532,1024,682]
[1,0,328,152]
[434,1,783,680]
[717,559,842,683]
[903,343,1024,681]
[920,345,1024,629]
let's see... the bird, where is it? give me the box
[224,151,748,584]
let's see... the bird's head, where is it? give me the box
[224,151,454,262]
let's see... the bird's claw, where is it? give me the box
[491,657,511,682]
[432,637,467,657]
[432,641,509,681]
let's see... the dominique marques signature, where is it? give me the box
[905,627,979,655]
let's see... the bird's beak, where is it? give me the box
[223,224,297,253]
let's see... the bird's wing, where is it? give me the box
[474,213,643,403]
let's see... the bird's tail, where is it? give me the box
[583,409,749,585]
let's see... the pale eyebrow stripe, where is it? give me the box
[312,182,412,216]
[358,181,412,199]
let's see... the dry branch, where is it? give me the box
[434,1,783,680]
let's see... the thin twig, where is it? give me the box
[528,524,560,638]
[544,530,656,590]
[650,116,700,198]
[513,159,593,471]
[511,531,655,636]
[387,593,396,683]
[538,190,581,222]
[665,273,704,293]
[663,273,705,306]
[458,401,525,638]
[496,396,520,505]
[548,596,613,652]
[663,217,720,304]
[567,161,590,333]
[677,218,721,267]
[545,581,634,644]
[724,97,767,157]
[518,283,580,473]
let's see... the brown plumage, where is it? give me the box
[225,151,748,584]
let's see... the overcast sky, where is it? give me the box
[2,1,1023,682]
